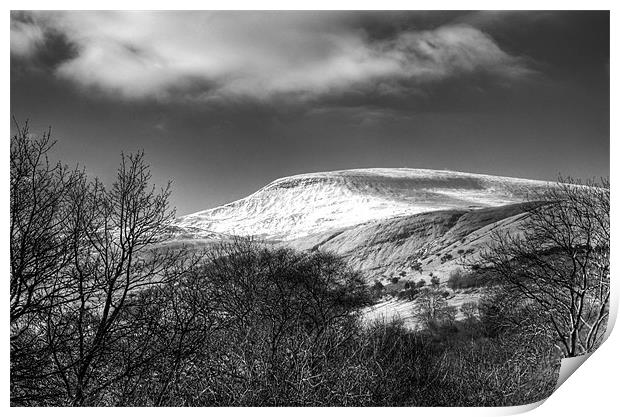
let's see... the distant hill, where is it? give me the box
[175,168,552,240]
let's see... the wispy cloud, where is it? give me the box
[10,15,45,58]
[11,11,534,103]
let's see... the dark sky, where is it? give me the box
[11,11,609,215]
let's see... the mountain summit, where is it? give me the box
[176,168,552,240]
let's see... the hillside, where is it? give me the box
[284,203,531,328]
[176,168,551,240]
[286,202,528,282]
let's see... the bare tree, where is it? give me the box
[10,124,196,405]
[10,121,77,326]
[10,121,88,403]
[44,152,196,405]
[480,177,609,357]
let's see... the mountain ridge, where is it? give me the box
[175,168,553,240]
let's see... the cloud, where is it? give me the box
[11,11,533,103]
[10,15,45,58]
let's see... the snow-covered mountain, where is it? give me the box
[176,168,553,241]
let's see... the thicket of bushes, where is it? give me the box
[11,238,560,406]
[447,267,491,290]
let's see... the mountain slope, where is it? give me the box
[284,203,531,328]
[167,202,532,328]
[176,168,551,240]
[285,202,528,282]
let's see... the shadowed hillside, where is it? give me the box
[286,202,529,282]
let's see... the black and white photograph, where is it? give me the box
[8,6,612,409]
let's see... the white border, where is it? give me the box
[3,2,617,416]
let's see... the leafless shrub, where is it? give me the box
[460,301,479,322]
[447,267,490,290]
